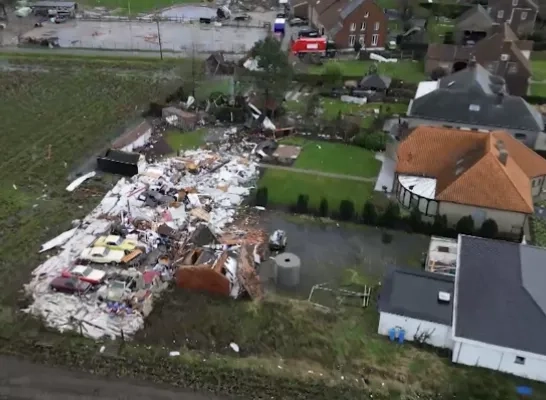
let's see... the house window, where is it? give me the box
[515,133,526,140]
[508,62,518,74]
[487,61,499,73]
[515,356,525,365]
[374,22,380,31]
[521,11,527,20]
[349,35,356,46]
[361,21,366,30]
[350,22,356,31]
[512,0,518,5]
[371,34,378,46]
[469,104,480,112]
[497,10,504,18]
[359,35,365,44]
[364,11,369,18]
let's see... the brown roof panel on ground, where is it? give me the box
[396,126,544,213]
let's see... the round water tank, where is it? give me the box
[274,253,301,287]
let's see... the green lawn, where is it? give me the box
[281,137,381,177]
[259,169,375,211]
[427,19,454,43]
[321,99,408,119]
[532,60,546,82]
[529,83,546,96]
[80,0,198,14]
[164,129,205,151]
[308,60,426,82]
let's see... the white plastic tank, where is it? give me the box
[274,252,301,287]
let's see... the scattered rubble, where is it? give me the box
[25,148,268,340]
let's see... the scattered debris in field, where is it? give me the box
[25,145,268,340]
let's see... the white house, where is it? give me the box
[451,235,546,382]
[378,267,455,349]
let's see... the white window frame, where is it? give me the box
[521,11,527,20]
[350,22,356,31]
[364,11,369,18]
[361,21,366,30]
[371,34,378,46]
[497,10,504,18]
[359,34,365,44]
[349,34,356,46]
[512,0,518,6]
[374,21,380,31]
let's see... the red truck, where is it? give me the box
[290,37,336,58]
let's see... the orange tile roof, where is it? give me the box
[396,126,546,213]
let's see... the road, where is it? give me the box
[259,163,376,182]
[0,355,229,400]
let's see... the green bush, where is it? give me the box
[354,132,387,151]
[294,194,309,214]
[479,218,498,238]
[255,187,268,207]
[380,202,400,228]
[339,200,355,221]
[319,198,329,217]
[361,201,378,225]
[432,214,449,235]
[456,215,475,235]
[408,207,423,231]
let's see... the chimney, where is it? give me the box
[498,148,508,166]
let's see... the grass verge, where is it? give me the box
[280,137,381,177]
[308,60,426,82]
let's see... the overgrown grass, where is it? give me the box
[532,60,546,81]
[308,60,426,82]
[280,137,381,177]
[259,169,375,210]
[164,129,206,151]
[0,63,176,311]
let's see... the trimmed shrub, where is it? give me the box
[294,194,309,214]
[408,207,422,231]
[361,201,378,225]
[380,202,400,228]
[456,215,475,235]
[432,214,449,236]
[318,198,329,217]
[479,218,498,239]
[255,187,268,207]
[339,200,355,221]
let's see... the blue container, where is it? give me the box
[398,329,406,344]
[388,328,396,341]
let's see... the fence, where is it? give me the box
[77,14,271,29]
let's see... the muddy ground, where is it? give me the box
[0,355,229,399]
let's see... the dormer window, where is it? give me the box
[512,0,518,6]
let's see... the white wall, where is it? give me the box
[378,312,454,349]
[532,175,545,197]
[452,339,546,383]
[120,129,152,153]
[439,202,526,236]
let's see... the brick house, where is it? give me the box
[487,0,538,36]
[308,0,387,50]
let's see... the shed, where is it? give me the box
[111,120,152,152]
[359,73,392,91]
[97,149,145,177]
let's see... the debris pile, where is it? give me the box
[24,149,267,340]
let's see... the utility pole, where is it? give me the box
[191,44,196,97]
[155,17,163,60]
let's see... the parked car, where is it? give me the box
[54,15,68,23]
[80,246,125,264]
[298,28,319,38]
[50,276,92,295]
[93,235,138,252]
[61,265,106,285]
[98,278,135,302]
[233,14,251,21]
[289,17,307,26]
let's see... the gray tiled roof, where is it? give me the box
[340,0,364,19]
[379,267,454,325]
[455,235,546,355]
[455,4,494,27]
[409,65,544,131]
[359,73,392,89]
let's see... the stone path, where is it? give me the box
[258,163,376,182]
